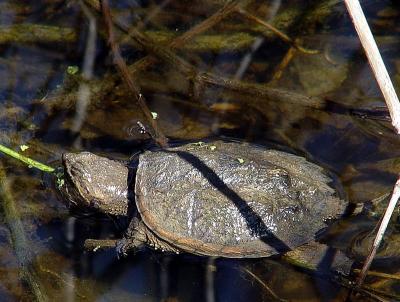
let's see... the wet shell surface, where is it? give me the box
[135,141,347,258]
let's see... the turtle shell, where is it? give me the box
[135,141,347,258]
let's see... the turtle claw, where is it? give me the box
[116,237,143,257]
[116,239,129,258]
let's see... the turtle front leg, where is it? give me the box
[117,217,180,256]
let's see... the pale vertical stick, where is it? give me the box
[344,0,400,286]
[344,0,400,133]
[356,179,400,285]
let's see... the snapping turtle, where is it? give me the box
[60,141,349,258]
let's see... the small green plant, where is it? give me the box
[0,144,55,173]
[55,168,65,189]
[66,65,79,75]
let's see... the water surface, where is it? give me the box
[1,0,400,301]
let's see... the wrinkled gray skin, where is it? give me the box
[61,141,349,258]
[61,153,129,216]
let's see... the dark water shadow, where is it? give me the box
[312,197,358,300]
[163,150,291,254]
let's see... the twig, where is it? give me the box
[359,285,400,301]
[352,289,391,302]
[0,144,55,173]
[84,0,326,109]
[198,72,323,108]
[356,178,400,286]
[125,0,246,47]
[344,0,400,134]
[241,267,287,302]
[343,0,400,286]
[101,0,168,148]
[353,269,400,281]
[0,24,76,44]
[84,238,118,251]
[136,0,172,31]
[236,8,317,54]
[122,0,248,76]
[270,46,297,82]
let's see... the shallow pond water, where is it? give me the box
[1,0,400,301]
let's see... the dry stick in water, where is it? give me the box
[344,0,400,286]
[85,0,324,109]
[84,238,119,251]
[126,0,246,47]
[345,0,400,133]
[101,0,168,148]
[125,0,248,76]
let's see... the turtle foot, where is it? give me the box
[116,237,143,257]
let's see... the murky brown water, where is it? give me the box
[1,0,400,301]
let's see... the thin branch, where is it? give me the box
[236,8,317,54]
[344,0,400,134]
[356,178,400,286]
[353,269,400,281]
[125,0,248,76]
[84,238,118,251]
[101,0,168,148]
[85,0,325,109]
[343,0,400,287]
[270,46,297,82]
[241,267,287,302]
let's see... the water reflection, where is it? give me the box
[1,0,400,301]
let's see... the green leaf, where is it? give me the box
[67,65,79,75]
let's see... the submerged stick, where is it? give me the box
[0,144,55,173]
[0,164,48,302]
[236,8,317,54]
[84,0,325,109]
[0,24,76,44]
[123,0,247,48]
[344,0,400,134]
[241,267,287,302]
[353,268,400,281]
[110,0,248,76]
[84,238,118,251]
[101,0,168,148]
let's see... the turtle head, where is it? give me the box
[60,152,130,216]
